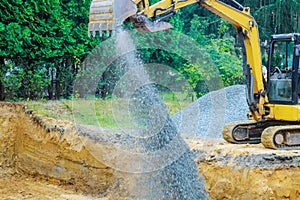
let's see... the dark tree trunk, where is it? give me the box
[56,80,61,100]
[0,57,5,100]
[101,73,107,100]
[28,65,35,100]
[0,83,4,101]
[48,84,53,100]
[55,67,61,100]
[48,67,56,100]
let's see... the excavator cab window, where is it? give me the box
[267,35,298,104]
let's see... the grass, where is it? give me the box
[160,92,193,116]
[24,100,74,121]
[24,92,194,127]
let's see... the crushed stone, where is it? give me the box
[172,85,248,139]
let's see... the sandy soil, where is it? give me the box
[0,168,106,200]
[0,102,113,199]
[1,102,300,199]
[190,139,300,200]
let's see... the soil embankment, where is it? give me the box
[1,102,300,199]
[0,102,114,198]
[191,140,300,200]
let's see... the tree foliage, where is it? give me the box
[0,0,299,100]
[0,0,100,100]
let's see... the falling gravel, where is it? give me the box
[97,29,210,199]
[172,85,249,139]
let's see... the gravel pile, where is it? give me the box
[172,85,249,139]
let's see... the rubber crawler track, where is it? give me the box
[262,125,300,150]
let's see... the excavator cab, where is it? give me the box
[267,34,300,105]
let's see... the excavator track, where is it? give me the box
[262,125,300,150]
[222,120,300,147]
[222,120,262,144]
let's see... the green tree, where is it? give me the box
[0,0,100,100]
[240,0,300,41]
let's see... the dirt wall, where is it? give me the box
[2,102,300,199]
[0,102,114,195]
[200,163,300,200]
[192,140,300,200]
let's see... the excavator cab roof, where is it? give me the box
[271,33,300,41]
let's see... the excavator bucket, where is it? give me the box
[133,15,173,33]
[88,0,173,37]
[88,0,137,37]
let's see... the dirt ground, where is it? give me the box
[0,102,114,199]
[1,102,300,199]
[191,140,300,200]
[0,168,106,200]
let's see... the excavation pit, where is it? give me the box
[0,102,300,199]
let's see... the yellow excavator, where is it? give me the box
[88,0,300,150]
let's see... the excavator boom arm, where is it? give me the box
[88,0,266,120]
[142,0,266,120]
[138,0,198,18]
[198,0,265,119]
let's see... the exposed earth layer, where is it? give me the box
[0,102,299,199]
